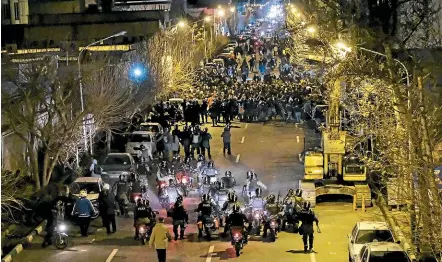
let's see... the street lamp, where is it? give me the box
[307,26,316,34]
[204,16,211,22]
[230,7,235,12]
[78,30,127,153]
[178,21,187,28]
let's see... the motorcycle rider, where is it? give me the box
[130,173,142,201]
[243,171,267,198]
[201,161,219,183]
[298,201,320,253]
[222,193,240,235]
[246,188,266,233]
[262,194,282,238]
[195,194,215,239]
[196,154,207,172]
[113,175,129,217]
[226,203,249,244]
[170,196,189,241]
[133,198,156,239]
[157,161,174,188]
[221,170,236,189]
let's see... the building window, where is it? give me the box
[13,2,19,19]
[2,3,11,19]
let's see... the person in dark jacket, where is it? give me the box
[221,127,232,155]
[298,201,320,253]
[201,128,212,159]
[134,199,156,239]
[201,99,208,123]
[72,190,96,237]
[170,196,189,240]
[98,183,117,234]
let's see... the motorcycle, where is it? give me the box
[54,222,69,249]
[250,210,264,236]
[200,215,220,240]
[175,171,192,197]
[268,216,279,242]
[230,226,245,257]
[90,200,100,219]
[137,224,151,245]
[158,188,170,209]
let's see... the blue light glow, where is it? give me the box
[129,63,148,83]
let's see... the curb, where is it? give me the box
[376,194,417,261]
[1,221,46,262]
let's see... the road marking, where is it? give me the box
[296,136,300,143]
[106,249,118,262]
[310,252,317,262]
[206,245,214,262]
[244,123,248,130]
[236,154,241,163]
[241,136,245,144]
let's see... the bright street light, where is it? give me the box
[178,21,187,27]
[291,7,297,13]
[217,9,225,17]
[204,16,211,22]
[230,7,235,12]
[336,42,352,52]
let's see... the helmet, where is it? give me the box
[177,195,183,203]
[79,190,87,198]
[207,161,214,168]
[103,183,110,191]
[255,187,263,198]
[246,170,254,179]
[119,175,125,181]
[225,171,232,177]
[202,194,210,202]
[295,189,303,197]
[267,194,275,203]
[137,198,143,205]
[198,154,205,162]
[232,203,240,213]
[231,194,238,202]
[288,189,294,196]
[161,161,167,168]
[228,191,237,201]
[303,201,311,211]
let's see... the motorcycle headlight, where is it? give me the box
[182,177,188,184]
[58,224,67,232]
[254,213,260,219]
[134,196,140,202]
[139,226,146,233]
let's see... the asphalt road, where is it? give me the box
[14,120,385,262]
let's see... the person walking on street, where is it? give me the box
[98,183,117,234]
[181,126,191,160]
[298,201,320,253]
[170,132,180,158]
[149,217,172,262]
[201,99,208,123]
[191,129,202,158]
[201,127,212,159]
[221,126,232,155]
[71,190,96,237]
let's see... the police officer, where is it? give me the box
[194,194,215,238]
[298,201,320,253]
[226,204,249,243]
[294,189,304,209]
[262,194,282,238]
[222,171,236,189]
[133,199,156,239]
[113,175,129,217]
[221,193,240,234]
[243,172,267,198]
[249,188,266,209]
[171,196,188,241]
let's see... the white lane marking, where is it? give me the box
[241,136,245,144]
[296,136,300,143]
[106,249,118,262]
[245,123,248,130]
[310,252,317,262]
[206,245,215,262]
[236,154,241,163]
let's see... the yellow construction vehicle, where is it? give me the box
[300,79,372,207]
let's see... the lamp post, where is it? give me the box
[78,31,127,154]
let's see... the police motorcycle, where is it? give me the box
[198,161,219,194]
[174,159,195,197]
[158,179,183,209]
[128,173,149,204]
[156,161,175,194]
[281,189,303,232]
[221,192,239,230]
[242,171,267,203]
[262,194,283,242]
[228,204,249,257]
[133,144,152,174]
[195,194,220,241]
[244,188,266,236]
[54,200,70,249]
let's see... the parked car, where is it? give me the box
[348,221,395,262]
[356,242,410,262]
[125,131,157,161]
[138,122,163,136]
[101,153,137,179]
[69,177,104,219]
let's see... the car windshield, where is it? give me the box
[345,165,365,174]
[103,155,130,165]
[129,134,152,143]
[355,230,394,244]
[369,251,409,262]
[139,125,159,132]
[72,183,100,194]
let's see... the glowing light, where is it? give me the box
[129,63,148,83]
[204,16,211,22]
[230,7,235,12]
[307,26,316,34]
[178,21,186,27]
[336,42,352,52]
[133,68,142,77]
[217,9,225,17]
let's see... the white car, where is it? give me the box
[125,131,156,160]
[70,177,104,200]
[356,242,410,262]
[348,221,395,262]
[138,122,163,135]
